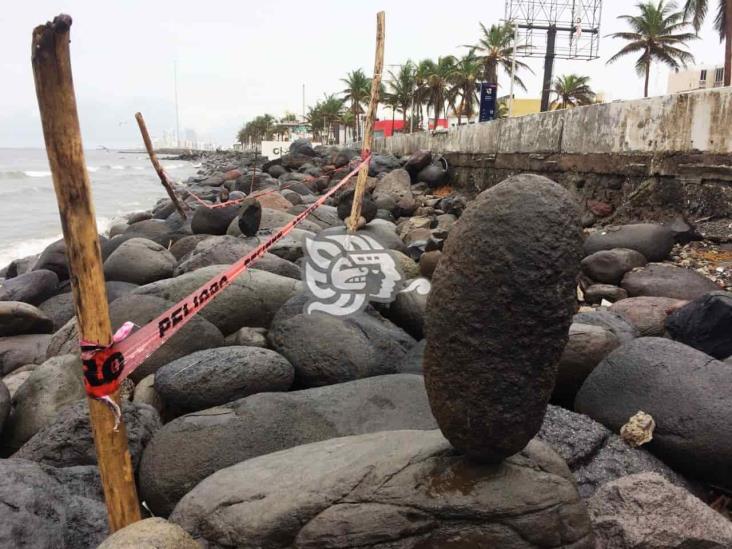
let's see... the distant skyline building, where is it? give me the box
[668,65,725,94]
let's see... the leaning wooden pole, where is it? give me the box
[135,112,188,219]
[348,11,385,232]
[32,14,141,531]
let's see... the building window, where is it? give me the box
[700,69,708,81]
[715,68,724,85]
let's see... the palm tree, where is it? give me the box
[683,0,732,85]
[607,1,697,97]
[550,74,597,109]
[341,69,371,141]
[413,59,435,129]
[387,61,416,130]
[448,53,481,125]
[465,22,532,91]
[415,57,457,130]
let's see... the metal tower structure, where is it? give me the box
[505,0,603,111]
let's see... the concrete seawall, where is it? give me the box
[374,88,732,228]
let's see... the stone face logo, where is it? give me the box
[303,232,431,317]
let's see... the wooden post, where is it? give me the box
[135,112,188,218]
[32,14,142,532]
[348,11,385,232]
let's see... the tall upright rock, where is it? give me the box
[424,174,582,462]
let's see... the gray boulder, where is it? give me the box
[573,309,639,344]
[38,280,137,331]
[0,381,9,435]
[224,326,268,347]
[190,203,239,235]
[576,337,732,489]
[416,162,448,187]
[138,374,437,515]
[584,284,628,304]
[0,334,50,375]
[0,269,58,305]
[134,265,300,335]
[665,291,732,359]
[552,323,620,406]
[395,338,425,374]
[170,430,594,548]
[15,400,160,469]
[97,517,199,549]
[583,224,675,262]
[1,354,85,452]
[0,459,107,548]
[103,238,176,284]
[538,405,693,499]
[0,301,53,336]
[621,263,720,300]
[383,284,427,339]
[269,295,415,387]
[155,346,294,413]
[174,234,300,279]
[609,296,688,336]
[424,174,582,462]
[287,204,341,228]
[581,248,648,285]
[374,168,414,203]
[588,473,732,548]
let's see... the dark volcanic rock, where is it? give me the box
[154,346,294,413]
[581,248,647,285]
[583,224,675,262]
[190,203,240,235]
[0,269,58,305]
[103,238,176,285]
[0,334,50,375]
[269,294,415,387]
[576,337,732,489]
[170,431,594,549]
[38,281,137,331]
[237,197,262,237]
[288,138,317,157]
[0,459,108,548]
[0,302,53,337]
[336,189,377,224]
[424,174,582,462]
[0,381,9,436]
[573,309,639,345]
[15,400,160,469]
[552,323,620,407]
[621,263,720,300]
[138,374,437,515]
[404,149,432,178]
[538,405,693,499]
[665,291,732,359]
[416,163,448,187]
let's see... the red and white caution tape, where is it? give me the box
[81,156,369,399]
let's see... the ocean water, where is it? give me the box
[0,148,198,269]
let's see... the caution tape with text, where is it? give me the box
[81,155,370,400]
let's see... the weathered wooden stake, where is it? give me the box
[135,112,188,218]
[32,14,141,531]
[348,11,385,232]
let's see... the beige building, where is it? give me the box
[668,65,725,94]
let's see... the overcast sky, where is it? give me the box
[0,0,726,148]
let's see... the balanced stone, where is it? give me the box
[423,174,582,462]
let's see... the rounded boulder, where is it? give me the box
[155,346,294,413]
[424,174,582,462]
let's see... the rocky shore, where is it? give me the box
[0,139,731,548]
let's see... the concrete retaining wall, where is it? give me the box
[375,88,732,156]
